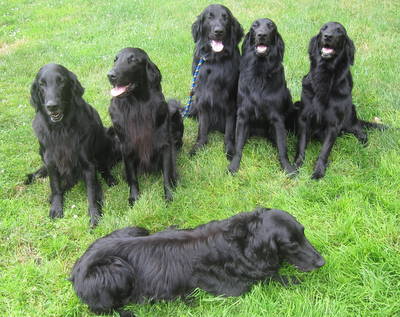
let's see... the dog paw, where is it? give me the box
[49,206,63,219]
[284,164,298,177]
[106,175,118,187]
[227,162,239,174]
[311,166,326,180]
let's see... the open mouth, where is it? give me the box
[210,40,224,53]
[321,45,335,58]
[49,111,64,122]
[110,83,135,97]
[255,44,268,56]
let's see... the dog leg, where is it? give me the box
[162,146,174,202]
[124,156,139,206]
[190,111,209,156]
[224,111,236,160]
[83,162,103,227]
[228,112,249,173]
[48,166,64,219]
[272,118,297,175]
[312,127,338,179]
[24,165,48,185]
[294,116,310,168]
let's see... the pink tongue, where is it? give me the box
[256,45,267,54]
[211,40,224,52]
[322,47,334,54]
[111,85,128,97]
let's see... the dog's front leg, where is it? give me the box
[48,165,64,219]
[228,110,249,173]
[224,109,236,160]
[312,127,338,179]
[190,110,209,156]
[82,162,103,227]
[124,156,139,206]
[294,115,310,168]
[25,165,48,185]
[272,118,296,175]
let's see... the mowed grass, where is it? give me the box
[0,0,399,316]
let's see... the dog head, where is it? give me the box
[309,22,355,65]
[227,208,325,272]
[191,4,243,53]
[107,47,161,98]
[30,63,85,124]
[242,18,284,60]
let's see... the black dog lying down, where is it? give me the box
[228,18,296,175]
[71,208,325,316]
[108,48,184,205]
[294,22,386,179]
[27,63,118,227]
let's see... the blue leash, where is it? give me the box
[182,56,207,118]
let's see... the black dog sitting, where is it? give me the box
[189,4,243,159]
[294,22,386,179]
[107,47,184,205]
[70,208,325,317]
[228,18,296,175]
[27,63,118,227]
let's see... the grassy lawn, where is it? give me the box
[1,0,399,316]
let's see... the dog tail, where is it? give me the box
[359,120,388,131]
[167,99,184,150]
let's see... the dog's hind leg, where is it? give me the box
[190,110,210,156]
[24,165,48,185]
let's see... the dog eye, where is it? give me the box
[39,81,46,87]
[336,28,343,33]
[208,13,214,19]
[321,25,328,31]
[221,14,227,20]
[114,56,118,63]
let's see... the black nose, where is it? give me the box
[45,101,59,112]
[256,32,267,39]
[107,70,116,82]
[315,256,325,268]
[214,27,224,37]
[323,34,332,41]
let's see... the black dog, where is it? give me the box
[107,48,184,205]
[294,22,386,179]
[228,18,296,175]
[70,208,325,317]
[189,4,243,159]
[27,63,118,227]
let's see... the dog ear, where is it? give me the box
[30,78,42,111]
[344,35,355,65]
[191,15,202,43]
[241,31,251,54]
[308,34,320,60]
[67,70,85,102]
[230,15,244,45]
[275,31,285,62]
[146,59,162,87]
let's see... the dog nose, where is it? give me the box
[107,70,116,82]
[45,101,59,112]
[314,256,325,268]
[256,32,267,39]
[323,34,332,41]
[214,27,224,37]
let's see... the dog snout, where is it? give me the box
[45,101,59,112]
[314,255,325,268]
[213,27,224,38]
[323,33,332,41]
[256,32,267,40]
[107,70,117,82]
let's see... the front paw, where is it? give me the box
[311,162,326,180]
[164,189,173,202]
[49,205,63,219]
[105,175,118,187]
[294,156,304,168]
[228,158,240,174]
[284,164,298,177]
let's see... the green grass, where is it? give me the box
[1,0,399,316]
